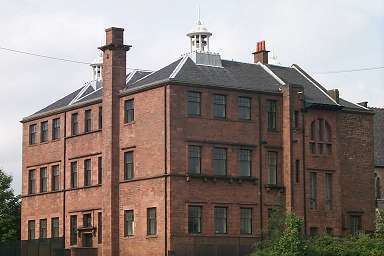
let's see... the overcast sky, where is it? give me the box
[0,0,383,193]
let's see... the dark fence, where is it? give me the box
[0,238,66,256]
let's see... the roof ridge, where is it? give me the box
[169,56,189,79]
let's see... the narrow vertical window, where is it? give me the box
[98,106,103,130]
[268,151,278,185]
[52,118,60,140]
[51,217,59,238]
[187,91,201,116]
[309,172,317,209]
[293,111,299,129]
[84,159,92,187]
[39,219,47,239]
[240,208,252,234]
[40,167,48,192]
[71,113,79,136]
[238,97,251,120]
[29,124,37,145]
[213,148,227,176]
[124,152,134,180]
[124,99,134,123]
[83,213,92,227]
[349,215,362,235]
[213,94,226,118]
[239,149,251,177]
[325,173,332,210]
[214,207,227,234]
[147,208,157,235]
[84,109,92,133]
[98,212,102,244]
[40,121,48,142]
[70,161,77,189]
[295,160,300,183]
[98,157,102,185]
[267,100,277,131]
[188,206,202,234]
[28,169,36,194]
[188,145,201,175]
[51,165,60,191]
[28,220,35,240]
[124,210,134,236]
[70,215,77,245]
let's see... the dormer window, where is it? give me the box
[309,118,332,155]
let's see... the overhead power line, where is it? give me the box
[0,46,383,74]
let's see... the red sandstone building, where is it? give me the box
[21,21,375,256]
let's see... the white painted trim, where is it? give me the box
[126,70,137,83]
[170,56,189,79]
[73,86,102,104]
[69,82,91,105]
[291,65,340,106]
[257,62,286,86]
[348,101,370,110]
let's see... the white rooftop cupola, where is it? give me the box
[90,52,103,81]
[187,9,212,53]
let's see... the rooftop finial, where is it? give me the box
[187,7,212,53]
[197,5,201,25]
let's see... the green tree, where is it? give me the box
[0,168,20,242]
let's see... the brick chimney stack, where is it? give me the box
[253,40,269,64]
[98,27,131,256]
[328,89,340,103]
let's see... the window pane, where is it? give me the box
[51,165,60,191]
[124,99,134,123]
[29,124,37,144]
[51,218,59,238]
[28,170,36,194]
[52,118,60,140]
[84,159,91,186]
[98,212,102,244]
[239,149,251,176]
[213,95,226,118]
[124,152,134,180]
[71,113,78,135]
[268,152,277,185]
[325,173,332,210]
[39,219,47,239]
[40,167,47,192]
[70,215,77,245]
[98,107,103,130]
[98,157,102,185]
[124,210,134,236]
[310,172,317,209]
[240,208,252,234]
[28,220,35,240]
[41,121,48,142]
[71,162,77,188]
[188,146,201,174]
[187,91,201,116]
[85,110,92,133]
[214,207,227,234]
[83,213,92,227]
[213,148,227,176]
[188,206,202,234]
[267,100,277,130]
[238,97,251,120]
[147,208,157,235]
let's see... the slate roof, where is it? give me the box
[373,108,384,167]
[25,55,370,121]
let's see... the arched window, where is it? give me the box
[309,119,332,155]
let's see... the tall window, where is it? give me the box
[71,113,79,136]
[84,109,92,133]
[240,208,252,234]
[98,157,102,185]
[28,220,35,240]
[98,212,102,244]
[29,124,37,145]
[40,167,48,193]
[188,206,202,234]
[84,159,92,187]
[187,91,201,116]
[267,100,277,131]
[28,169,36,194]
[213,148,227,176]
[70,161,77,189]
[293,111,299,129]
[309,172,317,209]
[52,118,60,140]
[70,215,77,245]
[98,106,103,130]
[310,119,332,155]
[325,173,332,210]
[147,208,157,235]
[238,97,251,120]
[124,210,134,236]
[268,151,278,185]
[51,217,59,238]
[83,213,92,227]
[349,215,362,235]
[188,145,201,175]
[213,94,226,118]
[214,207,227,234]
[295,160,300,183]
[124,99,134,123]
[40,121,48,142]
[239,149,251,176]
[51,165,60,191]
[39,219,47,239]
[124,152,134,180]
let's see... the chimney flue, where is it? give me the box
[253,40,269,64]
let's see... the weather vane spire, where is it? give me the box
[197,5,201,25]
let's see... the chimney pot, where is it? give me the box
[253,40,269,64]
